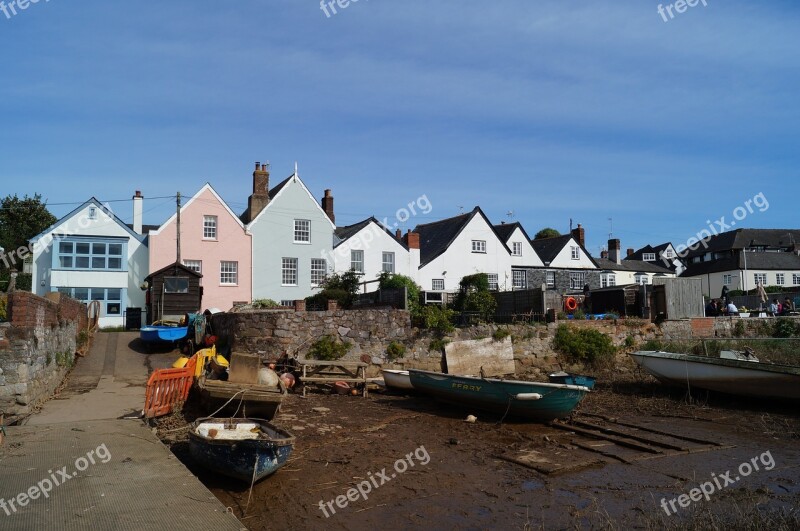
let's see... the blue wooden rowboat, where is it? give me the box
[408,369,590,421]
[188,417,295,482]
[548,371,596,390]
[140,323,189,344]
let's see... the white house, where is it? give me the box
[243,163,336,304]
[626,242,685,275]
[680,228,800,297]
[330,217,419,286]
[29,195,149,327]
[595,239,675,288]
[414,207,513,293]
[493,222,544,290]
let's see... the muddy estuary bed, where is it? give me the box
[157,371,800,530]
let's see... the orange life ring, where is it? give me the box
[565,297,578,311]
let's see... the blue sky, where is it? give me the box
[1,1,797,256]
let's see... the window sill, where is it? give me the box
[220,283,238,287]
[471,251,487,254]
[202,238,218,242]
[293,241,311,245]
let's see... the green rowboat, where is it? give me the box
[408,369,590,421]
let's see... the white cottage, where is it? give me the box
[243,163,336,304]
[493,222,544,290]
[29,195,149,327]
[330,217,419,284]
[414,207,513,293]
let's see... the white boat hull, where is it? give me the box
[630,351,800,400]
[382,369,414,391]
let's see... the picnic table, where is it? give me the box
[298,359,368,397]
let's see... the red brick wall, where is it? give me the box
[690,317,715,338]
[8,291,87,332]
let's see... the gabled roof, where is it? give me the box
[334,217,406,249]
[413,207,509,267]
[530,234,599,268]
[684,229,800,259]
[30,197,145,243]
[492,221,534,244]
[681,251,800,277]
[245,171,336,230]
[625,242,682,271]
[151,183,244,237]
[595,257,673,274]
[145,261,203,281]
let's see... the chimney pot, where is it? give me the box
[395,228,402,239]
[404,231,420,250]
[608,239,622,264]
[627,248,635,257]
[255,161,260,170]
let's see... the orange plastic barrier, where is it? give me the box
[143,362,195,418]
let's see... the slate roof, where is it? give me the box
[145,261,202,280]
[529,234,574,264]
[681,251,800,277]
[492,221,534,244]
[334,217,406,249]
[413,207,507,267]
[684,229,800,259]
[239,175,295,223]
[595,257,673,274]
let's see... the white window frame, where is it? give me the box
[570,246,580,260]
[754,273,767,286]
[88,206,97,220]
[351,250,364,273]
[793,274,800,286]
[546,271,556,289]
[294,219,311,244]
[432,279,445,291]
[601,273,616,288]
[183,260,202,274]
[776,273,785,286]
[382,252,395,274]
[220,261,238,285]
[203,215,218,240]
[471,240,486,253]
[512,270,527,290]
[642,253,656,262]
[723,274,733,286]
[512,242,522,257]
[282,258,298,286]
[280,300,295,308]
[665,249,675,258]
[635,274,649,285]
[487,273,498,291]
[569,272,586,290]
[311,258,327,286]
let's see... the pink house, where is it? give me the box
[148,184,252,311]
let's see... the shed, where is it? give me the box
[590,283,648,317]
[145,262,203,324]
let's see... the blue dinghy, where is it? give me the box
[548,371,596,390]
[188,417,295,482]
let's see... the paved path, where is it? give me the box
[27,332,175,425]
[0,333,244,530]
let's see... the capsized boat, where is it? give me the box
[629,350,800,400]
[140,321,189,344]
[381,369,413,391]
[408,369,590,421]
[188,417,295,482]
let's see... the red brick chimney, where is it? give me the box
[608,239,621,264]
[404,230,420,249]
[395,228,402,239]
[246,162,270,223]
[321,189,335,224]
[627,248,635,258]
[571,223,585,248]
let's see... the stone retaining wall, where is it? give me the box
[0,292,87,417]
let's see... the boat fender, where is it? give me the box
[514,393,543,401]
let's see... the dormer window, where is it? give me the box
[643,253,656,261]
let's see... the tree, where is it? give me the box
[305,269,363,309]
[377,272,421,313]
[534,227,561,240]
[0,194,57,270]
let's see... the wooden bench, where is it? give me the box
[299,360,368,397]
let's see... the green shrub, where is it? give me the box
[77,329,89,348]
[774,318,799,338]
[386,341,406,360]
[556,311,567,320]
[552,324,616,367]
[417,305,455,334]
[308,335,352,361]
[428,338,450,353]
[572,308,586,320]
[252,298,281,309]
[492,328,511,342]
[453,273,497,319]
[733,320,746,338]
[641,339,665,351]
[306,270,363,309]
[378,272,421,313]
[55,350,73,367]
[624,335,635,348]
[0,295,6,321]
